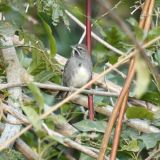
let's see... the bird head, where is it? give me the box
[71,44,88,57]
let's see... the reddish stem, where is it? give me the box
[86,0,94,120]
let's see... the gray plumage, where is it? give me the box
[56,44,92,98]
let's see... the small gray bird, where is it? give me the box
[56,44,93,98]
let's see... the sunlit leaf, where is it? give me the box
[39,14,57,57]
[28,47,45,74]
[22,105,42,130]
[135,54,150,97]
[94,96,104,107]
[126,106,154,120]
[73,120,106,133]
[142,91,160,106]
[121,139,140,152]
[34,70,54,82]
[28,82,44,112]
[147,27,160,41]
[0,149,25,160]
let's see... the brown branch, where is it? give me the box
[144,0,155,32]
[110,57,135,160]
[0,82,119,97]
[139,0,151,28]
[110,93,129,160]
[97,0,156,159]
[145,148,160,160]
[98,57,136,160]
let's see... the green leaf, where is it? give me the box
[121,139,140,152]
[0,149,25,160]
[34,70,54,82]
[154,50,160,66]
[126,106,154,120]
[80,153,95,160]
[73,120,106,133]
[127,18,144,40]
[105,26,124,49]
[39,14,57,57]
[22,105,41,130]
[138,133,160,149]
[28,47,45,74]
[135,55,150,97]
[147,27,160,41]
[141,91,160,106]
[94,96,104,107]
[28,82,44,113]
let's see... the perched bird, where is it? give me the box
[56,44,93,98]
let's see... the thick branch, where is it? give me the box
[0,35,22,146]
[0,123,39,160]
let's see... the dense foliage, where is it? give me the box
[0,0,160,159]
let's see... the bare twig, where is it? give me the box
[42,123,102,159]
[65,10,124,55]
[0,82,118,97]
[145,148,160,160]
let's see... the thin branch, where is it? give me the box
[98,57,136,160]
[42,123,104,159]
[65,10,124,55]
[0,82,119,97]
[110,94,129,159]
[110,61,133,159]
[145,149,160,160]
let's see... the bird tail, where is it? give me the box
[55,91,69,99]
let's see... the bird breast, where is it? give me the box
[71,64,90,87]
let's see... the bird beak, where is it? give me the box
[71,45,81,56]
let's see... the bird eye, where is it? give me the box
[78,47,83,51]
